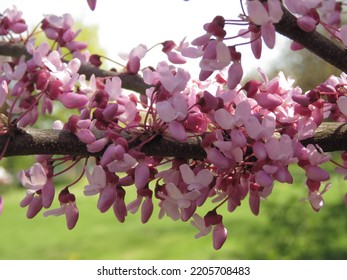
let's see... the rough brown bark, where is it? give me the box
[0,123,346,160]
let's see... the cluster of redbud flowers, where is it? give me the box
[1,1,347,249]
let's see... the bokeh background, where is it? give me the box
[0,0,347,260]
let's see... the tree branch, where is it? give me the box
[0,41,150,94]
[274,4,347,73]
[1,123,346,160]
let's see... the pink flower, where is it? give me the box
[84,165,107,196]
[190,213,212,238]
[119,44,147,74]
[0,6,27,34]
[156,62,190,94]
[44,189,79,230]
[307,183,331,212]
[284,0,320,31]
[179,164,214,191]
[156,95,188,122]
[105,77,122,100]
[244,114,276,140]
[191,16,226,47]
[3,58,27,80]
[18,163,47,192]
[199,41,231,72]
[101,144,138,173]
[161,39,188,64]
[159,183,200,220]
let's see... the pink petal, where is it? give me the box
[141,196,153,223]
[255,170,273,187]
[87,0,97,10]
[167,51,187,64]
[251,32,262,59]
[156,101,176,122]
[27,196,43,219]
[196,169,214,186]
[254,92,282,109]
[297,15,317,32]
[261,22,276,48]
[58,92,88,109]
[135,163,150,189]
[75,129,96,144]
[244,116,263,140]
[305,165,330,181]
[66,204,79,230]
[29,163,47,187]
[268,0,284,22]
[207,148,230,169]
[179,164,195,185]
[113,195,127,223]
[214,108,234,130]
[337,96,347,116]
[212,223,227,250]
[97,185,117,213]
[168,121,186,141]
[41,179,55,208]
[247,0,270,25]
[227,61,243,90]
[249,191,260,216]
[87,138,109,153]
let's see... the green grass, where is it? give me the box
[1,161,347,259]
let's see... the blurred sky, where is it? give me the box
[0,0,284,78]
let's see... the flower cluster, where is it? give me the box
[0,1,347,250]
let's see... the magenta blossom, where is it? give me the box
[44,189,79,230]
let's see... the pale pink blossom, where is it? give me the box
[156,94,188,122]
[103,145,137,173]
[105,77,122,100]
[179,164,213,191]
[118,44,147,74]
[156,62,190,94]
[43,190,79,230]
[159,183,200,220]
[1,6,27,34]
[18,163,47,193]
[2,58,27,80]
[307,183,331,212]
[190,213,212,238]
[84,165,107,196]
[162,39,188,64]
